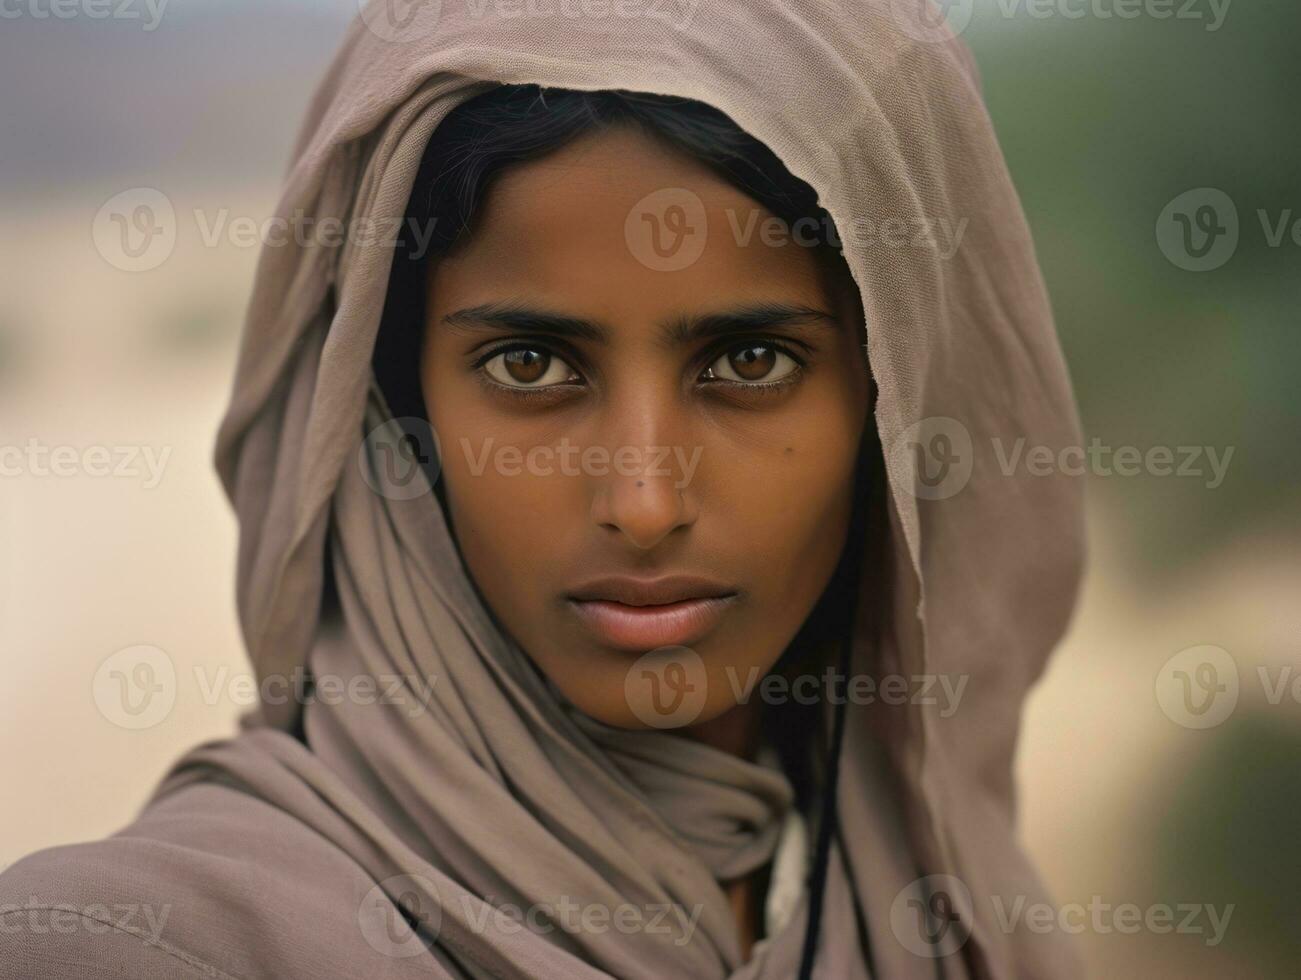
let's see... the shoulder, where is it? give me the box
[0,779,414,979]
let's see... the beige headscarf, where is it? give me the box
[0,2,1087,978]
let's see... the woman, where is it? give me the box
[0,2,1086,978]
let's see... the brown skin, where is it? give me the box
[420,125,869,956]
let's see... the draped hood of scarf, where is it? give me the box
[0,2,1086,978]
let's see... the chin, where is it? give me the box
[529,628,768,731]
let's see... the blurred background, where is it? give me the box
[1,1,1296,975]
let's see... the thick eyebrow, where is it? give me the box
[660,302,842,346]
[440,300,841,347]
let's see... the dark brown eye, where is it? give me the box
[503,348,547,384]
[704,343,799,384]
[730,345,776,380]
[483,347,578,388]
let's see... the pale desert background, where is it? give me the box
[1,1,1297,976]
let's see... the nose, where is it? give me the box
[588,392,699,550]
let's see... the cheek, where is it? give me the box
[714,391,864,590]
[443,474,529,575]
[423,368,558,614]
[438,443,572,615]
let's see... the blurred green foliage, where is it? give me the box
[967,0,1301,578]
[1150,710,1300,972]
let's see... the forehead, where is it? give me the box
[427,126,837,317]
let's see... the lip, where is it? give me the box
[564,575,739,651]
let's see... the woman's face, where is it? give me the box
[421,125,870,730]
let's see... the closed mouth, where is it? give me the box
[563,574,739,651]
